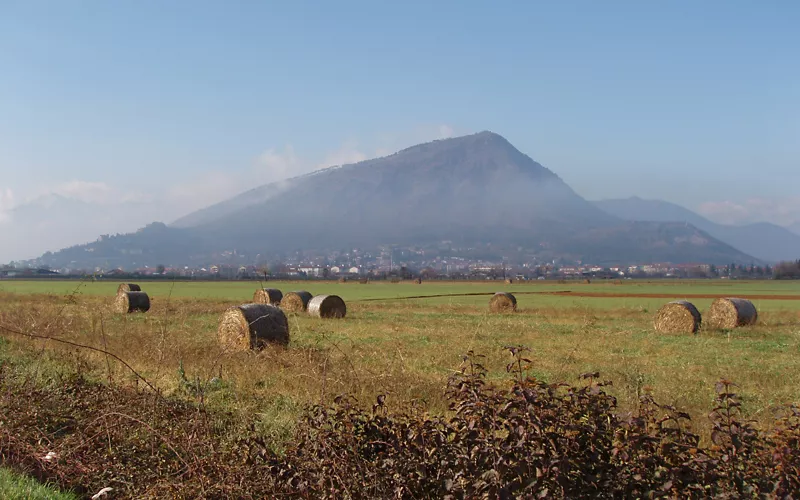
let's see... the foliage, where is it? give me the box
[774,260,800,280]
[2,346,800,497]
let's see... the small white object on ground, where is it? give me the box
[91,487,113,499]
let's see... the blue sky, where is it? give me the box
[1,1,799,259]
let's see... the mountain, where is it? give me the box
[789,222,800,237]
[0,194,163,264]
[33,132,757,268]
[594,197,800,263]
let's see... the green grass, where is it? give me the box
[0,468,77,500]
[1,278,799,443]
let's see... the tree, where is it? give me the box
[156,264,166,275]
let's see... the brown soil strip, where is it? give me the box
[357,291,800,302]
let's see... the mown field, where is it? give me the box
[1,278,799,419]
[1,278,800,496]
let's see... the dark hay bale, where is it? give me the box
[654,301,701,334]
[218,303,289,350]
[281,291,313,313]
[114,291,150,314]
[117,283,141,294]
[308,295,347,318]
[253,288,283,305]
[359,278,369,284]
[708,298,758,329]
[489,292,517,313]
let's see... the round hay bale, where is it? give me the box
[253,288,283,305]
[114,291,150,314]
[489,292,517,313]
[653,301,701,334]
[338,277,347,283]
[583,279,592,284]
[359,278,369,284]
[414,277,422,284]
[504,278,513,285]
[613,279,622,285]
[218,303,289,350]
[281,291,313,313]
[308,295,347,318]
[117,283,141,294]
[708,298,758,329]
[390,278,400,284]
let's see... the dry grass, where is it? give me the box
[1,289,800,446]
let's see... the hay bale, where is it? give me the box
[414,277,422,284]
[504,278,513,284]
[390,278,400,284]
[613,279,622,285]
[338,277,347,283]
[218,303,289,350]
[114,291,150,314]
[253,288,283,305]
[708,298,758,329]
[558,279,567,284]
[281,291,313,313]
[583,279,592,284]
[654,301,701,334]
[117,283,141,294]
[308,295,347,318]
[489,292,517,313]
[359,278,369,284]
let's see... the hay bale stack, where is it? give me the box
[708,298,758,329]
[308,295,347,318]
[114,291,151,314]
[218,303,289,350]
[117,283,141,294]
[654,301,701,334]
[281,291,313,313]
[489,292,517,313]
[253,288,283,305]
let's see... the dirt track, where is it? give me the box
[359,290,800,302]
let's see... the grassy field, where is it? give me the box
[0,468,77,500]
[1,278,800,440]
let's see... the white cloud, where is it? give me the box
[697,197,800,226]
[436,124,455,139]
[50,180,114,204]
[0,188,15,224]
[316,140,367,169]
[0,126,463,262]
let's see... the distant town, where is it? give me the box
[2,243,789,280]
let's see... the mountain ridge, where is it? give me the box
[594,197,800,263]
[30,132,759,269]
